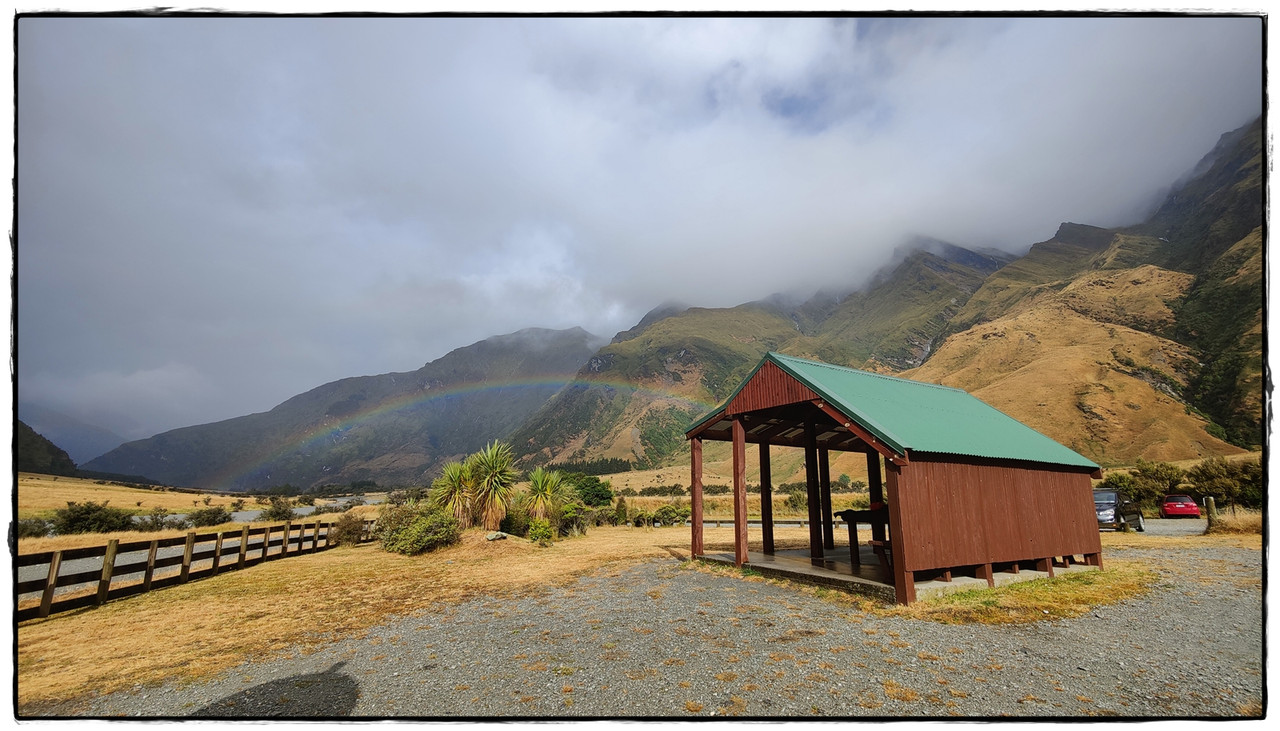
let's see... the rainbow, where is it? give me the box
[211,377,720,490]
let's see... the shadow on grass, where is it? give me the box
[191,660,358,718]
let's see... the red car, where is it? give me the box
[1159,495,1202,519]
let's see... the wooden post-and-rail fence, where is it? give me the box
[16,518,377,622]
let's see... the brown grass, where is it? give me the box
[15,473,261,519]
[1206,509,1264,535]
[16,524,706,709]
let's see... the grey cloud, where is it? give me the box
[15,15,1263,440]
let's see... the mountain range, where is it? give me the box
[74,117,1263,490]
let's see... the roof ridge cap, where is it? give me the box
[769,352,965,393]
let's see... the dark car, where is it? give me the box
[1094,489,1145,531]
[1159,494,1202,519]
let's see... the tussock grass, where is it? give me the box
[1206,508,1263,535]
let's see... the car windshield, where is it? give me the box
[1094,491,1117,503]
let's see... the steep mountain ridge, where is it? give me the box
[513,116,1264,469]
[84,327,605,490]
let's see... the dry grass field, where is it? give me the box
[16,519,1256,711]
[16,473,251,519]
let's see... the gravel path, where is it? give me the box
[41,530,1263,719]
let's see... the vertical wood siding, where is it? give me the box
[895,454,1101,572]
[727,361,819,414]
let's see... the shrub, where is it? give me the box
[295,494,316,506]
[136,507,183,532]
[500,501,532,538]
[631,510,654,528]
[327,511,367,546]
[259,497,297,522]
[50,501,135,534]
[377,502,460,555]
[527,518,554,547]
[185,506,233,528]
[556,502,593,537]
[613,497,628,526]
[16,517,51,538]
[653,503,691,526]
[564,473,614,507]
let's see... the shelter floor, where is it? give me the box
[700,546,1099,603]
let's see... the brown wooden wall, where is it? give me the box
[727,361,819,414]
[893,453,1101,572]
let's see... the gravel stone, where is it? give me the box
[34,528,1263,719]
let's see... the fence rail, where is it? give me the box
[16,518,376,622]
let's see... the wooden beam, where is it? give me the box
[759,441,774,555]
[691,437,704,558]
[685,409,726,441]
[732,418,748,568]
[811,399,907,466]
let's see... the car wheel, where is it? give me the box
[1135,514,1146,532]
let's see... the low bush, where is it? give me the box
[51,501,135,535]
[136,507,183,532]
[185,506,234,528]
[327,511,367,546]
[653,503,691,526]
[527,518,554,546]
[500,502,532,538]
[16,517,51,538]
[612,497,628,526]
[259,497,297,522]
[556,502,594,537]
[376,502,460,555]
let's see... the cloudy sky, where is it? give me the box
[13,12,1264,443]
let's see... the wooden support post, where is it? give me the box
[732,417,748,568]
[211,532,225,576]
[804,416,823,560]
[690,437,704,558]
[180,532,196,583]
[847,522,860,566]
[39,551,63,619]
[238,525,250,569]
[940,569,952,582]
[976,563,994,588]
[1036,558,1054,577]
[282,521,292,557]
[310,522,320,552]
[819,446,834,551]
[143,540,159,591]
[759,441,774,555]
[867,452,885,543]
[886,463,912,603]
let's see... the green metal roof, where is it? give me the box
[690,352,1099,471]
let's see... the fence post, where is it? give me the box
[281,521,292,557]
[96,540,119,605]
[39,551,63,619]
[1206,497,1218,531]
[180,531,196,583]
[238,525,250,569]
[211,532,225,576]
[143,539,159,591]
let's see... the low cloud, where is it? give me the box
[15,15,1264,438]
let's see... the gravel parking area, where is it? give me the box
[37,531,1263,719]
